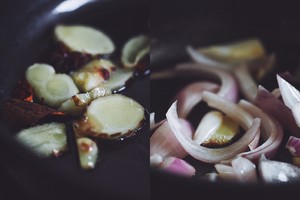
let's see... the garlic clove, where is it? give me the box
[73,94,145,140]
[77,137,98,170]
[55,25,115,55]
[121,34,149,68]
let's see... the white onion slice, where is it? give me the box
[166,92,261,164]
[238,100,283,161]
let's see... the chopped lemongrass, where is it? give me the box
[54,25,115,55]
[97,67,134,92]
[59,86,111,116]
[121,34,150,68]
[77,137,98,170]
[15,122,67,158]
[26,63,79,108]
[25,63,55,88]
[73,94,145,140]
[71,59,115,92]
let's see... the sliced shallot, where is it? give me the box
[175,62,238,102]
[166,92,261,164]
[254,85,300,137]
[258,154,300,183]
[286,136,300,156]
[158,157,196,177]
[175,81,219,118]
[150,119,193,160]
[237,100,283,161]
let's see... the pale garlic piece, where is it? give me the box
[59,86,112,116]
[71,59,116,92]
[55,24,115,55]
[26,63,79,108]
[15,122,67,158]
[77,137,98,170]
[121,34,149,68]
[73,94,145,140]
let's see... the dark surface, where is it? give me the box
[0,1,149,200]
[151,0,300,200]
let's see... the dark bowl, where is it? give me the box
[151,0,300,199]
[0,1,149,200]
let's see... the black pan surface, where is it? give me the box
[0,1,149,200]
[151,0,300,200]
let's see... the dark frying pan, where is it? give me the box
[151,0,300,199]
[0,1,149,200]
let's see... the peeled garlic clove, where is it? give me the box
[59,87,111,116]
[121,34,149,68]
[54,25,115,55]
[97,67,134,92]
[77,137,98,170]
[193,111,223,145]
[71,59,115,92]
[15,122,67,158]
[73,94,145,140]
[199,38,266,63]
[26,63,79,108]
[203,115,240,147]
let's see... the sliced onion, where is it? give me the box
[277,74,300,110]
[159,157,196,177]
[215,157,257,182]
[186,45,229,69]
[258,154,300,183]
[254,85,300,137]
[166,92,261,164]
[150,153,163,167]
[286,136,300,156]
[231,156,258,182]
[237,100,283,161]
[175,81,219,118]
[150,119,193,159]
[277,74,300,127]
[175,62,238,102]
[233,64,258,102]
